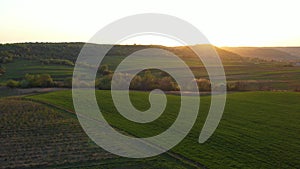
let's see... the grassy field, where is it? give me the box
[26,90,300,168]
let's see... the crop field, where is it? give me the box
[26,90,300,168]
[0,59,73,82]
[0,97,196,169]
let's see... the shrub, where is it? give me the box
[140,70,157,90]
[195,78,211,91]
[130,75,143,90]
[19,74,54,88]
[97,71,179,91]
[158,77,178,91]
[98,64,112,76]
[97,74,113,90]
[20,79,30,88]
[6,80,20,88]
[227,81,247,91]
[0,51,14,63]
[40,59,74,66]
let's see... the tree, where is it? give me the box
[97,74,113,90]
[38,74,54,87]
[20,79,30,88]
[195,78,211,91]
[227,81,247,91]
[99,64,111,75]
[22,73,54,88]
[158,77,178,91]
[130,75,142,90]
[141,70,156,90]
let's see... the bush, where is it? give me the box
[40,59,74,66]
[0,51,14,63]
[195,78,211,91]
[140,70,157,90]
[20,79,30,88]
[99,64,112,76]
[97,71,179,91]
[97,74,113,90]
[227,81,247,91]
[6,80,20,88]
[158,77,178,91]
[130,75,143,90]
[20,74,54,88]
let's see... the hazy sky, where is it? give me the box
[1,0,299,46]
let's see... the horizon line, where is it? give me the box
[1,41,300,48]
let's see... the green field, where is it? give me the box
[0,59,73,82]
[0,97,196,169]
[24,90,300,168]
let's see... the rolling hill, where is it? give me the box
[222,47,300,61]
[1,43,300,91]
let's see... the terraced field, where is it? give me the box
[0,60,73,82]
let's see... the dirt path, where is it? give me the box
[0,87,69,97]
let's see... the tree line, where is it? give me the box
[0,43,83,63]
[3,64,250,91]
[40,59,74,66]
[6,70,288,92]
[6,74,54,88]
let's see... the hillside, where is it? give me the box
[0,43,246,63]
[1,43,300,91]
[222,47,300,61]
[272,47,300,57]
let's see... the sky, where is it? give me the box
[0,0,300,47]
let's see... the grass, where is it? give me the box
[27,90,300,168]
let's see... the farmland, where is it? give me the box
[0,97,195,169]
[1,1,300,168]
[0,43,300,168]
[2,57,300,90]
[0,59,73,82]
[23,90,300,168]
[1,43,300,90]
